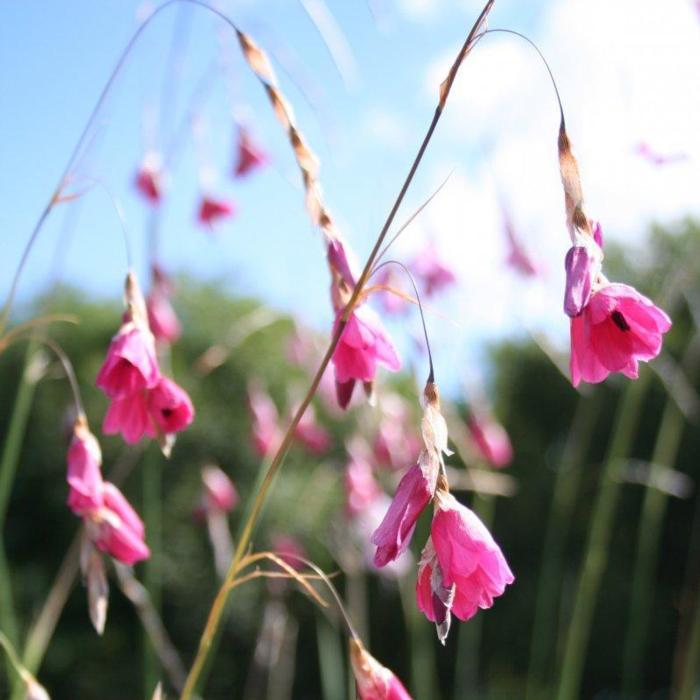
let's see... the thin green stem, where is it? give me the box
[526,393,599,699]
[677,597,700,700]
[556,375,650,700]
[0,340,42,659]
[142,445,163,696]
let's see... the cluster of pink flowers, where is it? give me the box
[371,382,514,643]
[67,416,150,566]
[135,126,268,227]
[96,272,194,449]
[563,224,672,387]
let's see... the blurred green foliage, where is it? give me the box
[1,222,699,699]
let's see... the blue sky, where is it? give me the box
[2,0,699,394]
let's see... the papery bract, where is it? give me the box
[430,492,514,623]
[349,639,412,700]
[570,283,672,387]
[96,325,160,399]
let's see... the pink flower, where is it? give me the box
[570,283,672,387]
[373,396,421,470]
[201,466,238,513]
[103,392,151,444]
[332,306,401,409]
[293,404,330,455]
[410,243,457,297]
[248,383,281,457]
[270,533,307,571]
[371,457,436,567]
[375,266,410,315]
[503,209,539,278]
[350,639,412,700]
[635,141,687,167]
[345,456,382,517]
[103,377,194,444]
[147,377,194,435]
[430,491,515,620]
[67,419,104,514]
[147,265,181,343]
[198,195,235,225]
[234,127,268,177]
[96,325,160,399]
[467,412,513,469]
[94,483,150,565]
[134,154,164,204]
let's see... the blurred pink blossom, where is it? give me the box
[134,153,164,205]
[201,466,238,513]
[248,383,281,457]
[467,411,513,469]
[570,283,671,387]
[344,455,382,517]
[350,640,412,700]
[410,243,457,297]
[635,141,687,167]
[234,127,269,178]
[502,209,539,277]
[293,403,331,455]
[147,265,181,344]
[198,195,235,225]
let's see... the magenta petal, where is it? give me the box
[103,393,152,444]
[371,464,432,567]
[97,483,149,565]
[66,430,104,514]
[563,245,595,317]
[147,377,194,436]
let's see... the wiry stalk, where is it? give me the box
[179,3,496,696]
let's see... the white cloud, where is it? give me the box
[418,0,700,355]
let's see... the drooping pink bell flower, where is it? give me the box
[103,376,194,444]
[415,539,455,644]
[67,417,104,514]
[293,403,331,455]
[345,455,382,517]
[201,465,238,513]
[94,482,150,565]
[198,195,236,225]
[428,491,514,625]
[248,383,281,457]
[234,127,269,178]
[147,377,195,436]
[134,153,164,205]
[570,283,672,387]
[375,266,410,315]
[373,395,421,470]
[66,420,150,566]
[371,456,436,567]
[410,243,457,297]
[467,411,513,469]
[332,306,401,410]
[350,639,412,700]
[270,533,307,571]
[147,265,181,344]
[96,325,160,399]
